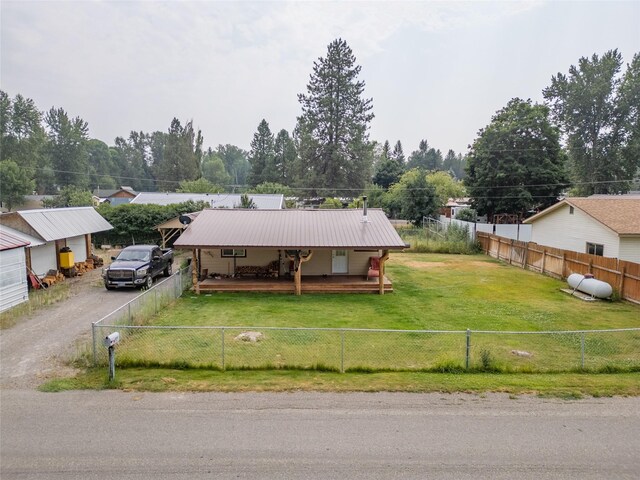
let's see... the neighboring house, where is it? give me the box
[0,207,113,276]
[174,208,407,295]
[130,192,285,209]
[523,197,640,262]
[0,226,36,313]
[441,198,471,219]
[92,186,137,206]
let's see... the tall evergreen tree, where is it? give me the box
[465,98,568,221]
[390,140,405,166]
[407,139,430,170]
[248,119,275,186]
[543,50,639,194]
[155,118,202,189]
[273,129,297,185]
[45,107,89,188]
[296,38,374,194]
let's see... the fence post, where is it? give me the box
[92,322,97,366]
[128,302,131,324]
[221,328,225,371]
[340,329,345,373]
[466,329,471,369]
[155,289,158,314]
[581,332,585,370]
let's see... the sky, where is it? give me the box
[1,1,639,156]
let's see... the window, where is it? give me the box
[586,242,604,256]
[569,206,574,214]
[221,249,246,258]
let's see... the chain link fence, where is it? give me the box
[91,322,640,373]
[90,266,639,373]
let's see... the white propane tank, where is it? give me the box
[567,273,613,299]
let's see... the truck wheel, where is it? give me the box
[164,263,172,277]
[144,275,153,289]
[105,284,115,291]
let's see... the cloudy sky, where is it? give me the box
[2,1,638,156]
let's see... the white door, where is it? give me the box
[66,235,87,262]
[332,250,348,274]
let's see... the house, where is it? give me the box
[0,226,36,313]
[130,192,285,209]
[173,208,407,295]
[0,207,113,277]
[523,197,640,262]
[92,186,137,206]
[441,198,471,219]
[155,211,201,248]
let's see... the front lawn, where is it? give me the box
[155,253,637,331]
[86,253,639,375]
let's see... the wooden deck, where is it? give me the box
[195,275,393,294]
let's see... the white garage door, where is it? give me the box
[30,242,57,277]
[66,235,87,262]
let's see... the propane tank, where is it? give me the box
[567,273,613,299]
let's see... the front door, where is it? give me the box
[332,250,348,274]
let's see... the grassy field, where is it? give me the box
[87,253,639,375]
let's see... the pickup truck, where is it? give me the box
[103,245,173,290]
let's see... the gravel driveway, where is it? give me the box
[0,268,143,389]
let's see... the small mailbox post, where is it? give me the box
[104,332,120,381]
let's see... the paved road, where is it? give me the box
[0,268,144,389]
[1,390,639,479]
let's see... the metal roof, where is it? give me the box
[130,192,285,209]
[0,225,37,251]
[14,207,113,241]
[174,209,407,250]
[524,197,640,235]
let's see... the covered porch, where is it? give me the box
[194,274,393,294]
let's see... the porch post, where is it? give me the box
[379,250,390,295]
[192,249,199,293]
[293,250,314,296]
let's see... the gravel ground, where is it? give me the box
[0,268,142,389]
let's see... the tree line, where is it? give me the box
[1,40,638,225]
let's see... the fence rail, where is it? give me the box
[91,323,640,373]
[477,232,640,304]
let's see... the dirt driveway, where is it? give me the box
[0,268,143,389]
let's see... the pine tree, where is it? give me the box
[296,38,374,195]
[248,119,275,186]
[273,129,297,185]
[390,140,405,166]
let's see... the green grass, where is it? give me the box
[141,253,638,332]
[85,253,640,375]
[40,368,640,398]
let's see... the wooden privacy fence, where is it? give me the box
[477,232,640,304]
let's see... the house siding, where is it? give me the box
[30,241,57,277]
[0,247,29,313]
[66,235,88,262]
[198,248,376,277]
[619,237,640,263]
[530,204,620,258]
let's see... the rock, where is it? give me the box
[511,350,533,357]
[235,331,264,343]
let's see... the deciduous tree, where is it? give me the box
[543,50,639,194]
[0,159,35,210]
[465,98,568,221]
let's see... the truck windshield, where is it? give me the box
[117,250,150,262]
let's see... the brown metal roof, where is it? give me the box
[524,197,640,235]
[174,209,407,249]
